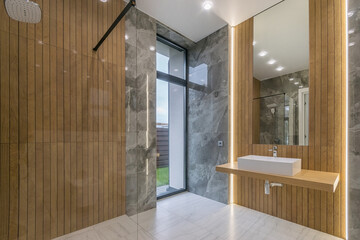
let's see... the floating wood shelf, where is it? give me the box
[216,162,339,192]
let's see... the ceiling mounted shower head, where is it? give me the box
[4,0,42,24]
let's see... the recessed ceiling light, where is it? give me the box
[253,41,256,46]
[100,0,108,2]
[258,51,268,57]
[276,66,284,71]
[294,82,299,85]
[149,46,155,51]
[267,59,276,65]
[202,1,213,10]
[289,78,294,81]
[349,42,356,47]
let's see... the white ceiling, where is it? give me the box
[135,0,282,42]
[253,0,309,80]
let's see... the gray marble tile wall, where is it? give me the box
[348,0,360,238]
[187,26,229,204]
[156,22,196,49]
[125,8,157,216]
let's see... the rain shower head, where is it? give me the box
[4,0,41,24]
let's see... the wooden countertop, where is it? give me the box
[216,162,339,192]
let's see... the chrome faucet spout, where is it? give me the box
[268,146,278,157]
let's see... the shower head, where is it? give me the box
[4,0,41,24]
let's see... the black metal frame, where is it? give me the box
[93,0,136,51]
[155,35,188,200]
[253,92,285,100]
[157,71,187,87]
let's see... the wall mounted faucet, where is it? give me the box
[264,180,283,195]
[268,146,278,157]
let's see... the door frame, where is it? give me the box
[298,87,309,145]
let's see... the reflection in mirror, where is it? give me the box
[253,0,309,146]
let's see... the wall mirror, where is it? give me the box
[252,0,309,146]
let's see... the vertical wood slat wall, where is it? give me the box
[231,0,346,238]
[0,0,126,239]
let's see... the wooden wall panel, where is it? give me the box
[231,0,346,238]
[0,0,126,239]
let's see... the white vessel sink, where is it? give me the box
[237,155,301,176]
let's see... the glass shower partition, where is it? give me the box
[125,5,158,240]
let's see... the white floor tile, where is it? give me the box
[54,192,342,240]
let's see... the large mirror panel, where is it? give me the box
[252,0,309,146]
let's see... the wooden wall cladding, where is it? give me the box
[231,0,346,238]
[0,0,126,239]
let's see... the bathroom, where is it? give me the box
[0,0,359,239]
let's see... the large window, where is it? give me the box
[156,37,187,198]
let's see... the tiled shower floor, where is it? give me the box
[54,192,342,240]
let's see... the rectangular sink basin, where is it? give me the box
[237,155,301,176]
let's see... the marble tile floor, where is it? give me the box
[54,192,342,240]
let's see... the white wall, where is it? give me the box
[169,84,185,189]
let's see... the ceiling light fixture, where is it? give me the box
[258,51,268,57]
[267,59,276,65]
[202,1,213,10]
[276,66,284,71]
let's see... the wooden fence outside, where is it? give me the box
[156,127,169,168]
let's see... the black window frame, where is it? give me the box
[156,35,188,199]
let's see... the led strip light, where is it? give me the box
[230,26,235,204]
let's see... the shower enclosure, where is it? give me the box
[254,93,296,145]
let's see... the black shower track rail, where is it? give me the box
[93,0,136,51]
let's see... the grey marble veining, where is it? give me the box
[348,0,360,239]
[188,26,229,67]
[259,70,309,98]
[156,22,196,49]
[125,7,157,216]
[187,26,229,204]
